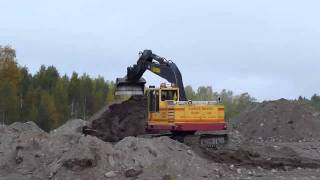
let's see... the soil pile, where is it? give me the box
[112,136,219,179]
[51,119,88,135]
[3,114,320,179]
[0,120,113,180]
[0,121,223,180]
[234,99,320,142]
[87,95,148,142]
[205,141,320,170]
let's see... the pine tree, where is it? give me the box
[106,81,115,102]
[0,82,19,124]
[0,46,21,124]
[311,94,320,110]
[79,73,94,120]
[24,86,41,122]
[19,67,32,119]
[68,72,80,119]
[38,90,59,130]
[184,85,196,100]
[34,65,59,91]
[53,78,69,125]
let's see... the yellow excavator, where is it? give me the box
[115,50,228,147]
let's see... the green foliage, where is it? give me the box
[311,94,320,110]
[6,45,319,132]
[0,45,21,124]
[34,65,59,91]
[185,85,256,120]
[300,94,320,111]
[53,78,69,124]
[0,45,115,131]
[1,45,257,130]
[0,81,20,123]
[184,85,196,100]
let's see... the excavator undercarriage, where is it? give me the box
[138,131,228,149]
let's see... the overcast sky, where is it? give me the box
[0,0,319,101]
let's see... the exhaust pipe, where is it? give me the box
[115,77,146,96]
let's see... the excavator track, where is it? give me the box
[199,134,228,148]
[183,135,227,149]
[138,131,228,149]
[84,125,228,149]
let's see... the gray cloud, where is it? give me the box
[0,0,319,100]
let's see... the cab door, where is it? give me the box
[147,89,159,113]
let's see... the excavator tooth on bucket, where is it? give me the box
[115,77,146,96]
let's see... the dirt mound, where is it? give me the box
[234,99,320,142]
[9,121,44,134]
[112,136,219,179]
[0,121,223,180]
[51,119,88,135]
[204,141,320,170]
[4,117,320,179]
[0,120,115,180]
[87,95,148,142]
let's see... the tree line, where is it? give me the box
[0,45,258,130]
[298,95,320,111]
[0,45,259,130]
[0,46,114,131]
[4,45,318,131]
[184,85,257,119]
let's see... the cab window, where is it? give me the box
[161,90,178,101]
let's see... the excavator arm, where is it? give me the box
[115,50,187,101]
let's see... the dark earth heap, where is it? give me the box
[86,95,148,142]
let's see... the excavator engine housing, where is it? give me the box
[146,86,226,132]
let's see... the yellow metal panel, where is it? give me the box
[148,100,225,126]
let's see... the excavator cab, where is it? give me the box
[147,83,179,113]
[160,89,179,101]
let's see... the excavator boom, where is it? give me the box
[115,50,187,100]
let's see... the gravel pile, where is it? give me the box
[233,99,320,142]
[0,120,223,180]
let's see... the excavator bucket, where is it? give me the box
[115,77,146,96]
